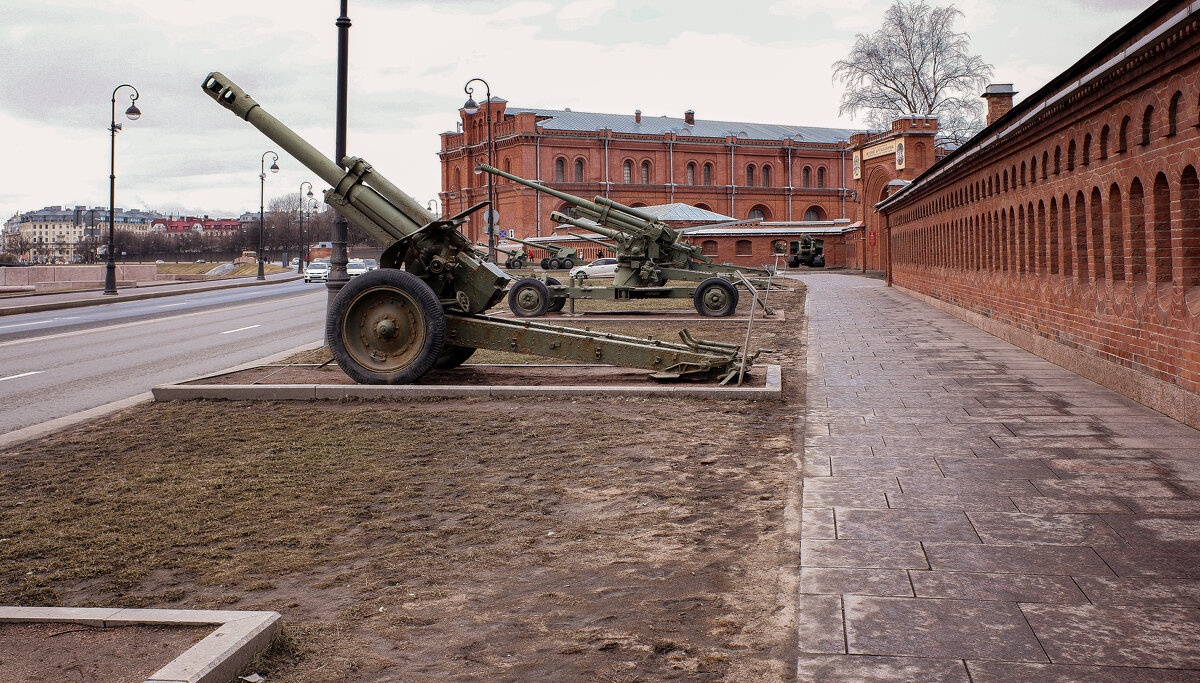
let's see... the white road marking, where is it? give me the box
[0,315,81,331]
[0,291,321,349]
[0,371,43,382]
[221,324,262,334]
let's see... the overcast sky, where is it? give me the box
[1,0,1152,222]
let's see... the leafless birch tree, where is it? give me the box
[833,0,993,145]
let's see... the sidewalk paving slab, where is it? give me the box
[794,273,1200,680]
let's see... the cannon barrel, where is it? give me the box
[201,72,433,247]
[508,235,570,252]
[566,231,616,249]
[477,164,653,236]
[550,212,630,244]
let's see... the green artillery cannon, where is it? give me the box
[506,236,586,270]
[201,72,763,384]
[786,236,825,268]
[476,165,779,318]
[477,242,531,269]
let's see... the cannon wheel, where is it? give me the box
[504,258,514,269]
[508,277,552,317]
[540,257,550,270]
[327,269,446,384]
[549,257,562,270]
[813,254,825,268]
[545,276,566,312]
[694,277,739,317]
[513,258,525,269]
[433,344,477,370]
[788,255,800,268]
[561,258,574,269]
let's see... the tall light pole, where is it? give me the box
[327,0,352,323]
[462,77,495,262]
[105,84,141,295]
[426,198,440,217]
[258,150,279,280]
[299,181,314,272]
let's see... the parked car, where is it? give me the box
[347,260,367,277]
[195,259,206,264]
[362,259,378,271]
[569,257,618,279]
[304,261,330,282]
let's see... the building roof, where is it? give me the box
[630,203,735,222]
[506,107,858,144]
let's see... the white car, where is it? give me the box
[347,261,367,277]
[304,261,330,282]
[569,257,618,279]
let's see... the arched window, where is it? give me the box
[1141,106,1154,146]
[640,160,651,184]
[1003,169,1009,191]
[748,208,764,221]
[503,158,512,177]
[554,157,566,182]
[761,165,771,187]
[1074,191,1088,281]
[701,239,719,256]
[1042,151,1049,179]
[1030,157,1037,183]
[686,162,696,185]
[817,167,826,188]
[1099,125,1110,159]
[1130,178,1146,282]
[1066,140,1075,171]
[1020,161,1026,185]
[1054,146,1061,175]
[453,168,461,189]
[1152,172,1173,283]
[748,204,770,221]
[804,206,825,221]
[695,202,713,212]
[703,163,713,186]
[802,166,812,187]
[746,164,756,187]
[736,239,753,256]
[1182,166,1200,287]
[622,160,632,183]
[1048,197,1059,275]
[574,159,584,182]
[1169,92,1182,137]
[1091,187,1105,281]
[1118,115,1130,153]
[1082,134,1091,166]
[1109,184,1125,281]
[772,239,787,254]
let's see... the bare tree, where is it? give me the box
[833,0,993,145]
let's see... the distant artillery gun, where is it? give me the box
[787,237,825,268]
[477,242,532,269]
[200,72,764,384]
[476,165,780,318]
[506,236,589,270]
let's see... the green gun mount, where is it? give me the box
[506,236,586,270]
[201,72,762,384]
[787,236,826,268]
[477,242,531,269]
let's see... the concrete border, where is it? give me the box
[0,606,281,683]
[0,274,303,317]
[152,363,783,401]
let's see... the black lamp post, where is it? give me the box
[258,150,279,280]
[426,198,439,217]
[299,181,314,272]
[462,78,495,262]
[105,84,141,295]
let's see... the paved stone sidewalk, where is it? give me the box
[795,273,1200,681]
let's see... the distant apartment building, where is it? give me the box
[150,215,241,236]
[7,205,162,262]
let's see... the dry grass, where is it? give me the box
[0,284,807,682]
[156,263,290,276]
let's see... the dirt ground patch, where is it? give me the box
[0,623,208,682]
[0,284,806,681]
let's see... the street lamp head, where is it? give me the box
[307,189,314,198]
[125,102,142,121]
[462,96,479,115]
[270,160,280,173]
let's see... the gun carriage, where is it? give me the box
[505,236,592,271]
[201,72,765,384]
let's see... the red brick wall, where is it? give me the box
[882,4,1200,420]
[439,103,859,245]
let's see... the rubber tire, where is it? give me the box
[813,254,825,268]
[508,277,552,317]
[788,255,800,268]
[545,276,566,312]
[327,269,446,384]
[504,258,514,269]
[654,268,667,286]
[549,258,561,270]
[433,344,477,370]
[561,258,574,269]
[540,258,551,270]
[513,259,525,269]
[694,277,739,317]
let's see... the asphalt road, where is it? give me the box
[0,281,327,435]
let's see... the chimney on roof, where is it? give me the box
[684,109,695,126]
[982,84,1016,126]
[635,109,642,124]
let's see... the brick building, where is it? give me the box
[438,103,861,251]
[878,0,1200,426]
[150,215,241,236]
